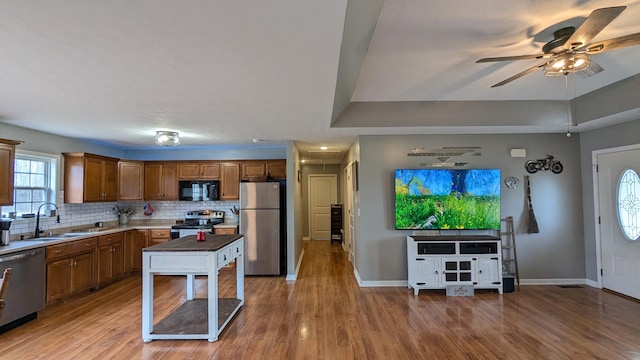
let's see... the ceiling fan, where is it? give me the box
[477,6,640,87]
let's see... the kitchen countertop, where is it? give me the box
[143,234,242,252]
[0,223,175,256]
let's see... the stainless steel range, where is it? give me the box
[170,210,224,239]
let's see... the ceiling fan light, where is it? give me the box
[551,59,565,69]
[154,131,181,146]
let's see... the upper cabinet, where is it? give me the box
[144,162,178,201]
[0,139,23,206]
[118,161,144,201]
[177,162,220,180]
[63,153,119,203]
[241,160,286,180]
[220,162,240,200]
[266,160,286,179]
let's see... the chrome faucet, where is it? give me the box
[34,202,60,238]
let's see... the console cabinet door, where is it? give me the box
[441,257,475,285]
[415,257,440,287]
[475,257,501,286]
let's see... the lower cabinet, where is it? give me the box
[214,226,237,235]
[46,238,97,303]
[407,236,503,295]
[149,229,171,245]
[125,229,148,273]
[97,232,126,287]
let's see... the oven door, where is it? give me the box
[178,229,200,238]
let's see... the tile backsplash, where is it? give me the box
[8,196,240,238]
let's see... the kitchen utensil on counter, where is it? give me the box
[0,219,11,246]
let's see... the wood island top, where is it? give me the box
[143,234,243,252]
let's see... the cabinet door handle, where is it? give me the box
[435,270,438,274]
[223,255,227,261]
[479,270,482,273]
[54,249,64,253]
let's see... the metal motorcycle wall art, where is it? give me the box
[525,155,563,174]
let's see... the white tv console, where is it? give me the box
[407,235,503,295]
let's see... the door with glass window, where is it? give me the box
[597,147,640,300]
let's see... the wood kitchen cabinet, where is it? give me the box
[149,229,171,245]
[220,162,240,200]
[241,161,266,180]
[63,153,119,203]
[266,160,286,179]
[125,229,148,273]
[46,237,97,303]
[177,162,220,180]
[97,232,126,287]
[0,139,22,206]
[240,159,286,180]
[144,162,178,201]
[214,227,238,235]
[118,160,144,201]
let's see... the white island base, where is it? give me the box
[142,234,244,342]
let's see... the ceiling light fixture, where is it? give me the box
[320,146,328,150]
[154,131,181,146]
[544,53,590,77]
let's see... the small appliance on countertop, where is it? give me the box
[1,219,12,246]
[170,210,224,239]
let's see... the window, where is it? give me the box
[1,151,58,218]
[617,169,640,241]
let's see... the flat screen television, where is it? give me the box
[395,169,501,230]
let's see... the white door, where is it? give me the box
[597,147,640,299]
[309,174,337,240]
[344,164,355,261]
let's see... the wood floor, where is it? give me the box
[2,241,640,359]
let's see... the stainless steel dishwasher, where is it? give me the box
[0,248,45,331]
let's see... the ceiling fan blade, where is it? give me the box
[586,32,640,54]
[565,6,626,50]
[577,60,604,79]
[476,54,548,63]
[490,60,552,87]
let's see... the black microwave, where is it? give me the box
[178,180,220,201]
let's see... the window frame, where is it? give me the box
[1,150,59,218]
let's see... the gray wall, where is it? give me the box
[579,119,640,281]
[355,134,584,282]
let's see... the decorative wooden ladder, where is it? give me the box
[501,216,520,287]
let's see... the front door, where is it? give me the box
[596,146,640,299]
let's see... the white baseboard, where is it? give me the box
[519,278,587,286]
[359,280,408,287]
[585,278,601,288]
[285,248,305,281]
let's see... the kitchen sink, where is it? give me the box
[32,233,85,241]
[70,227,116,234]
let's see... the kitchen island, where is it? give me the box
[142,234,244,342]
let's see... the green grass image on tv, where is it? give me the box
[394,169,500,230]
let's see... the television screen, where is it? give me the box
[395,169,501,230]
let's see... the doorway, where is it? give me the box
[308,174,337,240]
[594,144,640,299]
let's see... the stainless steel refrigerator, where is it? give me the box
[240,182,281,275]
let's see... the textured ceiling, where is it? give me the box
[1,1,639,164]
